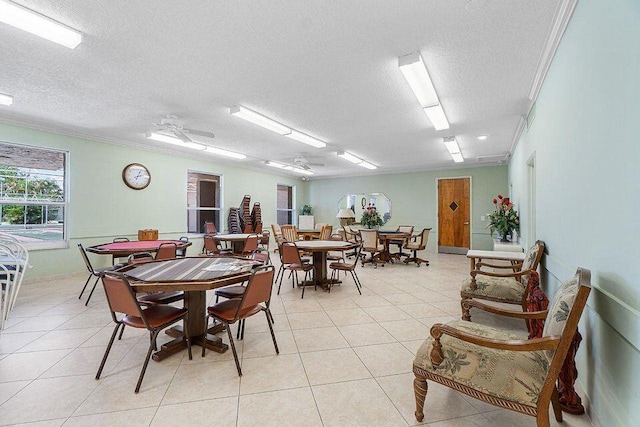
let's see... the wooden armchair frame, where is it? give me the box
[414,268,591,427]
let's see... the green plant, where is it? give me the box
[487,194,519,240]
[300,204,312,215]
[361,206,383,229]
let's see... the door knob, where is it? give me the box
[463,222,470,225]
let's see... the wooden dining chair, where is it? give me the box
[319,224,333,240]
[97,272,192,393]
[202,266,278,375]
[281,225,299,242]
[390,225,414,259]
[329,243,363,295]
[155,242,177,260]
[77,243,124,306]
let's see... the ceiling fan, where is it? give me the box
[152,115,215,143]
[292,155,325,170]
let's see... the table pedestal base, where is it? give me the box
[152,324,228,361]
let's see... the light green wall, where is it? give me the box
[508,1,640,425]
[307,166,508,250]
[0,122,307,279]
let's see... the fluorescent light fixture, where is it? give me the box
[0,0,82,49]
[230,105,291,135]
[477,135,488,141]
[398,52,439,107]
[444,136,464,163]
[266,161,313,175]
[204,146,246,159]
[0,93,13,106]
[337,151,378,170]
[285,130,326,148]
[266,161,288,169]
[424,104,449,130]
[399,51,450,130]
[292,167,314,176]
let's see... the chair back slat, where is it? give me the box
[240,267,275,310]
[155,242,177,260]
[102,273,143,317]
[319,225,333,240]
[281,225,299,242]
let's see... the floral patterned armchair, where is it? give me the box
[413,268,591,427]
[460,240,545,321]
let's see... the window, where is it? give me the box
[0,141,68,249]
[187,171,222,233]
[276,184,295,225]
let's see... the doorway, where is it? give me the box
[438,177,471,254]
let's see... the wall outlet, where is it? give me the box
[480,215,485,221]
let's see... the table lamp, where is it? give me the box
[336,208,356,226]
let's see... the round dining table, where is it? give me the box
[293,240,358,289]
[86,239,192,259]
[212,233,253,253]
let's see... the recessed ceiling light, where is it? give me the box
[0,93,13,106]
[0,0,82,49]
[477,135,488,141]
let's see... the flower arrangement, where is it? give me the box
[361,204,384,229]
[487,194,519,241]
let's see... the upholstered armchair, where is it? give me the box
[414,268,591,427]
[402,228,431,267]
[360,229,385,268]
[460,240,545,321]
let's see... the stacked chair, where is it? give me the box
[0,233,31,330]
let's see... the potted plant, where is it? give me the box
[299,205,314,230]
[360,204,384,229]
[487,194,519,241]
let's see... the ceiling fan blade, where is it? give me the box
[174,130,192,143]
[184,128,215,139]
[308,162,325,167]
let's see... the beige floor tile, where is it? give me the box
[430,301,466,316]
[383,293,423,305]
[427,414,494,427]
[237,387,322,427]
[338,323,396,347]
[317,297,358,310]
[397,303,447,318]
[5,304,51,318]
[242,329,296,359]
[292,326,350,352]
[283,298,323,313]
[0,331,45,354]
[240,312,290,333]
[17,328,102,353]
[409,290,453,304]
[353,342,414,377]
[0,375,99,425]
[3,315,75,333]
[40,344,129,378]
[0,349,71,382]
[80,324,146,348]
[363,305,414,322]
[163,359,241,404]
[0,379,30,405]
[9,419,66,427]
[353,295,390,308]
[379,319,431,342]
[400,339,426,355]
[239,353,308,395]
[481,407,591,427]
[64,407,157,427]
[55,311,113,330]
[153,396,238,427]
[312,378,407,426]
[300,348,371,385]
[287,310,334,329]
[376,373,480,425]
[325,307,375,326]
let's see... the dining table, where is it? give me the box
[296,229,321,240]
[119,256,260,361]
[293,240,358,289]
[212,233,252,253]
[377,231,412,263]
[86,239,192,261]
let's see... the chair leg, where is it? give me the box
[350,271,362,295]
[461,298,472,322]
[85,275,101,306]
[118,323,126,340]
[551,387,563,422]
[265,309,279,354]
[202,315,210,357]
[226,322,242,376]
[240,318,246,340]
[413,372,428,422]
[135,330,159,393]
[277,266,286,295]
[182,316,193,360]
[96,322,120,380]
[78,274,92,299]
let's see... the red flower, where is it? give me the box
[503,197,510,204]
[497,194,503,199]
[493,199,497,204]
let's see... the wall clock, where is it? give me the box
[122,163,151,190]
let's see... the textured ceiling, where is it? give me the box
[0,0,561,178]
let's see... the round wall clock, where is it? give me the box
[122,163,151,190]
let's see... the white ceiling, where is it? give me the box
[0,0,562,178]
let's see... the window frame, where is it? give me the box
[276,183,296,226]
[186,170,224,234]
[0,141,69,250]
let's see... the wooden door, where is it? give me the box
[438,178,470,254]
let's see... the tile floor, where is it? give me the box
[0,251,594,426]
